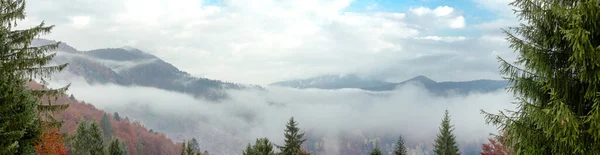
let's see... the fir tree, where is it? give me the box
[243,138,276,155]
[481,0,600,154]
[181,140,187,155]
[1,0,70,154]
[186,140,195,155]
[393,135,408,155]
[136,137,143,155]
[276,117,307,155]
[109,138,125,155]
[433,110,460,155]
[113,112,121,121]
[190,138,200,153]
[369,146,383,155]
[101,113,113,141]
[120,141,128,155]
[71,120,106,155]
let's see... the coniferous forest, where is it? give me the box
[2,0,600,154]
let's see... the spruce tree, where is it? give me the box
[243,138,276,155]
[120,141,128,155]
[482,0,600,154]
[186,140,195,155]
[109,138,125,155]
[190,138,200,153]
[136,137,143,155]
[101,113,113,141]
[1,0,69,154]
[393,136,408,155]
[71,120,106,155]
[433,110,460,155]
[276,117,307,155]
[113,112,121,121]
[369,146,383,155]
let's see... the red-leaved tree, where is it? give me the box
[481,138,509,155]
[34,127,69,155]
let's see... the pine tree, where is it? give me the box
[189,138,200,153]
[181,140,187,155]
[243,138,276,155]
[109,138,125,155]
[101,113,113,141]
[114,112,121,121]
[120,140,128,155]
[481,0,600,154]
[433,110,460,155]
[369,146,383,155]
[186,140,195,155]
[136,137,144,155]
[276,117,307,155]
[393,136,408,155]
[71,120,106,155]
[1,0,70,154]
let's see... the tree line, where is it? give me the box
[2,0,600,154]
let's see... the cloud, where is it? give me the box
[20,0,513,85]
[48,73,515,154]
[415,36,467,42]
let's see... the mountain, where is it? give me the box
[270,74,394,89]
[27,82,183,155]
[271,74,509,95]
[34,39,257,100]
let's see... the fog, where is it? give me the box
[48,73,515,154]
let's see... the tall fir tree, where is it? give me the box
[369,146,383,155]
[1,0,70,154]
[120,140,128,155]
[109,138,125,155]
[181,140,187,155]
[189,138,200,153]
[136,137,144,155]
[276,117,307,155]
[101,113,113,141]
[186,140,195,155]
[71,120,106,155]
[393,136,408,155]
[113,112,121,121]
[243,138,276,155]
[482,0,600,154]
[433,110,460,155]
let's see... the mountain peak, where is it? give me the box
[403,75,437,85]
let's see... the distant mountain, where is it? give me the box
[271,74,509,95]
[35,39,258,100]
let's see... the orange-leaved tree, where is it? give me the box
[33,125,68,155]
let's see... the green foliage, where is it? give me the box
[369,146,383,155]
[101,113,113,141]
[189,138,200,153]
[393,136,408,155]
[0,0,69,154]
[276,117,307,155]
[113,112,121,121]
[120,140,128,155]
[136,137,143,155]
[109,138,125,155]
[71,120,106,155]
[243,138,276,155]
[482,0,600,154]
[433,110,460,155]
[186,140,194,155]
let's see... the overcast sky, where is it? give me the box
[22,0,518,85]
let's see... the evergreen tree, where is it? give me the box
[0,0,69,154]
[369,146,383,155]
[120,141,128,155]
[101,113,113,140]
[113,112,121,121]
[481,0,600,154]
[190,138,200,152]
[393,136,408,155]
[181,140,187,155]
[243,138,276,155]
[433,110,460,155]
[109,138,125,155]
[186,140,195,155]
[276,117,307,155]
[71,120,106,155]
[136,137,143,155]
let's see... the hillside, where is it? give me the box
[33,39,258,100]
[27,82,182,155]
[271,74,509,95]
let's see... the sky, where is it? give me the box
[22,0,518,85]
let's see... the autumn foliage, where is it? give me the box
[28,82,181,155]
[481,138,509,155]
[34,127,68,155]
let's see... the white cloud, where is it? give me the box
[21,1,512,84]
[69,16,91,28]
[450,16,466,29]
[415,36,467,42]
